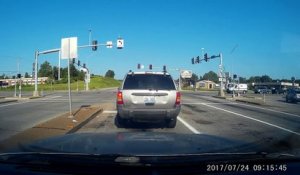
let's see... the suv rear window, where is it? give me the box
[123,74,176,90]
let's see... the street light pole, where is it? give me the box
[33,51,39,97]
[219,53,225,97]
[58,51,61,81]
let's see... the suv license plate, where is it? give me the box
[144,96,155,104]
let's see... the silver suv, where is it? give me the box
[116,71,181,128]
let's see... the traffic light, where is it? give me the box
[149,64,152,70]
[204,53,208,62]
[233,74,237,79]
[72,58,75,64]
[196,56,200,64]
[191,57,195,64]
[137,64,141,69]
[92,40,98,51]
[83,63,86,68]
[77,60,80,66]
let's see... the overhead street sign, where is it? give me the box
[106,41,113,48]
[61,37,78,59]
[180,70,192,78]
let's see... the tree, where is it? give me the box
[105,70,115,78]
[202,71,219,83]
[260,75,272,83]
[238,77,247,83]
[247,76,261,83]
[190,73,199,85]
[52,66,59,80]
[38,61,53,77]
[0,74,5,79]
[24,72,30,78]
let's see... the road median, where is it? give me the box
[0,105,103,152]
[212,95,265,105]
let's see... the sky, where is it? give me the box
[0,0,300,80]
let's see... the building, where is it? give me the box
[0,77,48,87]
[196,80,216,89]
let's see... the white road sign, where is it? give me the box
[180,70,192,78]
[61,37,78,59]
[117,39,124,49]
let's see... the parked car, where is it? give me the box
[286,88,300,103]
[271,87,287,94]
[254,86,271,94]
[116,71,181,128]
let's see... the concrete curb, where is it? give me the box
[67,108,103,134]
[212,95,264,105]
[0,99,18,104]
[235,99,264,105]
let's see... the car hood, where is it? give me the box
[13,132,264,155]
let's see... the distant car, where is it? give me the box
[286,88,300,103]
[116,71,181,128]
[271,87,287,94]
[226,83,248,94]
[254,86,271,94]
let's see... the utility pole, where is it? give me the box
[58,51,61,81]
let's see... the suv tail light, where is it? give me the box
[117,91,124,105]
[175,92,181,105]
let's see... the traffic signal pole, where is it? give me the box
[33,40,120,96]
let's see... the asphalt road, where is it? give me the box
[1,89,300,153]
[78,90,300,152]
[0,88,117,141]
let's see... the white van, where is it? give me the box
[226,83,248,94]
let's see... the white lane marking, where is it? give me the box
[177,116,201,134]
[200,103,300,136]
[0,101,29,108]
[103,110,118,114]
[41,96,62,100]
[230,102,300,118]
[183,102,234,105]
[100,110,201,134]
[183,101,300,118]
[0,96,62,108]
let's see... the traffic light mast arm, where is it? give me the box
[77,43,109,49]
[38,43,113,55]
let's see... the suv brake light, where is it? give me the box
[117,91,124,105]
[175,92,181,105]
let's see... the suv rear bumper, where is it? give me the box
[117,105,181,120]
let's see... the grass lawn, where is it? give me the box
[0,76,121,91]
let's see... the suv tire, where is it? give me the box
[116,114,127,128]
[166,118,177,128]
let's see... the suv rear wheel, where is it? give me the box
[116,114,127,128]
[166,118,177,128]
